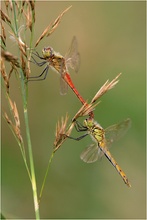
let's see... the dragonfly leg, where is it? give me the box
[74,120,88,132]
[66,133,88,141]
[28,65,49,81]
[30,56,47,67]
[32,51,45,60]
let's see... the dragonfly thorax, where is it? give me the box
[84,118,105,143]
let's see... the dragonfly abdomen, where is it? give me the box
[63,72,86,105]
[102,147,131,187]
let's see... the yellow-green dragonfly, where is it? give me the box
[71,118,131,187]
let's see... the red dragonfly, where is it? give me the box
[29,36,87,106]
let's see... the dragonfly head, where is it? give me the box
[83,118,94,128]
[42,47,53,58]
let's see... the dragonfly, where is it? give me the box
[69,118,131,187]
[29,36,86,106]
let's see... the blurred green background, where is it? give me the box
[2,1,146,219]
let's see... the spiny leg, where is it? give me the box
[64,120,88,141]
[74,120,88,132]
[28,65,49,81]
[32,51,45,60]
[65,133,88,141]
[30,55,47,67]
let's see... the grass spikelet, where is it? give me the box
[54,114,69,152]
[4,112,12,125]
[91,73,122,104]
[1,57,10,93]
[72,103,96,122]
[1,21,6,47]
[35,5,72,47]
[5,97,23,144]
[0,9,11,24]
[4,0,13,11]
[46,5,72,37]
[1,50,20,68]
[29,0,35,12]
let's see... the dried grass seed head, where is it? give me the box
[35,5,72,47]
[54,114,69,151]
[91,73,122,104]
[4,0,13,11]
[0,9,11,24]
[1,50,20,68]
[1,57,10,92]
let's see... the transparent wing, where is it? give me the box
[80,143,103,163]
[60,76,68,95]
[105,118,131,147]
[65,36,80,73]
[81,119,131,164]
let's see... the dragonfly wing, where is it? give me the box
[80,143,101,163]
[65,36,80,73]
[105,118,131,147]
[60,76,68,95]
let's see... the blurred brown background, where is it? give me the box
[2,1,146,219]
